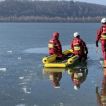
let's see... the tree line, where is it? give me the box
[0,0,106,22]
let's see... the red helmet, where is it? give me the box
[53,32,59,39]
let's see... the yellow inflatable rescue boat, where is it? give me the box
[42,49,79,68]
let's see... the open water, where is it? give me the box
[0,23,104,106]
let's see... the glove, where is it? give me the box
[86,48,88,54]
[96,41,98,47]
[86,51,88,55]
[84,47,88,54]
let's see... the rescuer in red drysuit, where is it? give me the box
[48,32,63,59]
[71,32,88,61]
[96,18,106,67]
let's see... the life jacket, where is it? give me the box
[101,35,106,40]
[73,39,81,51]
[48,39,62,57]
[48,39,55,49]
[48,39,56,55]
[101,26,106,40]
[101,95,106,105]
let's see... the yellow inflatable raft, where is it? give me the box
[42,49,79,68]
[43,67,65,73]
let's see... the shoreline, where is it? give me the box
[0,16,101,23]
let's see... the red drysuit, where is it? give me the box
[71,36,88,60]
[48,32,63,58]
[96,24,106,60]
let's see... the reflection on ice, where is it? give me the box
[16,104,25,106]
[18,72,33,94]
[7,50,13,54]
[67,65,88,91]
[22,87,31,94]
[43,62,88,90]
[0,68,7,72]
[43,67,65,88]
[16,104,39,106]
[19,76,24,80]
[96,68,106,106]
[17,56,22,60]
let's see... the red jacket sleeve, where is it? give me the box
[54,40,62,52]
[96,26,103,42]
[57,40,62,52]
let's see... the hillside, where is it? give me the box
[0,0,106,22]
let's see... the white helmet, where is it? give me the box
[73,32,79,37]
[101,18,106,24]
[74,85,79,90]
